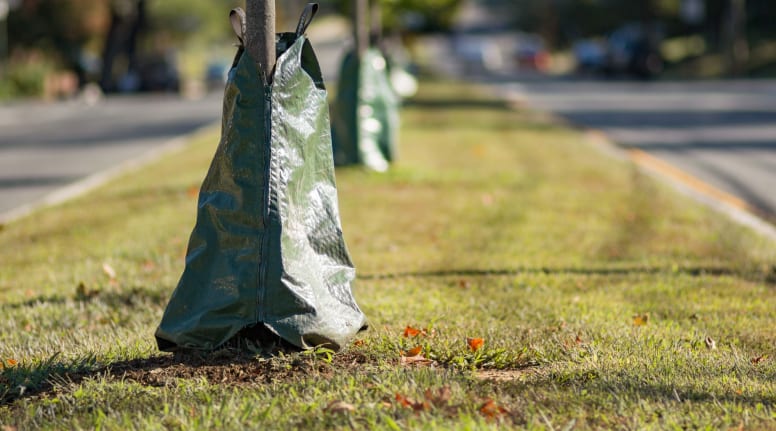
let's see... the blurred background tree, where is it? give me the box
[504,0,775,76]
[2,0,775,100]
[317,0,465,32]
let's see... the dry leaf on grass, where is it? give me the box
[395,393,429,412]
[400,354,433,366]
[704,336,717,350]
[186,186,200,198]
[102,263,117,280]
[406,345,423,357]
[479,398,510,420]
[467,337,484,352]
[0,358,18,369]
[632,313,649,326]
[751,355,767,365]
[403,326,424,338]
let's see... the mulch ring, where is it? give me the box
[119,349,369,387]
[1,349,372,406]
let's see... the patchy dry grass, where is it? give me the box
[1,80,775,430]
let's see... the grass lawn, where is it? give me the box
[1,80,775,430]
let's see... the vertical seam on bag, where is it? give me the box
[257,82,272,323]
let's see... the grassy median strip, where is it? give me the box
[1,80,775,430]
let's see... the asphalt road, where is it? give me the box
[0,92,222,220]
[501,80,776,218]
[0,21,352,223]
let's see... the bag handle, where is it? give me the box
[295,3,319,38]
[231,4,316,43]
[230,7,247,45]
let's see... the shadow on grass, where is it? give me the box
[357,265,776,285]
[404,97,509,111]
[0,286,169,310]
[509,366,776,408]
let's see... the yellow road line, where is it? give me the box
[627,148,755,213]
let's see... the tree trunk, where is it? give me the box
[725,0,748,76]
[354,0,368,57]
[99,0,145,92]
[245,0,276,84]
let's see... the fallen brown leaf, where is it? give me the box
[467,337,484,352]
[403,326,424,338]
[187,186,200,198]
[0,358,18,370]
[479,398,509,420]
[395,393,429,412]
[751,355,767,365]
[632,313,649,326]
[400,354,433,367]
[406,345,423,357]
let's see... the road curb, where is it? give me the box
[584,130,776,242]
[500,83,776,242]
[0,123,217,225]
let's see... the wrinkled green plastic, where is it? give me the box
[155,29,367,352]
[332,48,400,171]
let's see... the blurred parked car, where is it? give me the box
[573,24,664,79]
[514,34,551,71]
[205,61,230,92]
[137,53,180,92]
[573,39,607,75]
[604,23,664,78]
[453,33,507,73]
[453,30,551,75]
[117,53,180,93]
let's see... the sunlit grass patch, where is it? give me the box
[1,79,775,429]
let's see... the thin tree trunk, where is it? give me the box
[725,0,748,76]
[354,0,368,57]
[370,0,381,46]
[245,0,276,84]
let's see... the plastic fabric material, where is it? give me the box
[155,24,367,352]
[332,48,400,171]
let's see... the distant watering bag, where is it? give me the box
[332,47,400,171]
[156,4,367,352]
